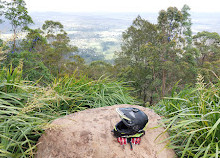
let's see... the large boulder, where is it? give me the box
[36,104,175,158]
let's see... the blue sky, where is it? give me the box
[24,0,220,13]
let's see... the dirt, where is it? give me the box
[36,104,176,158]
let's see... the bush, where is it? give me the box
[0,65,61,157]
[52,73,135,112]
[155,74,220,157]
[3,51,53,83]
[0,65,135,157]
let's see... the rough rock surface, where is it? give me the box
[36,104,176,158]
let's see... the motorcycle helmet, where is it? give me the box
[112,107,148,138]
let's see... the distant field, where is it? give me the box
[1,12,220,60]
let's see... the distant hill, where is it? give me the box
[1,12,220,60]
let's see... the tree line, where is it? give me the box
[0,1,219,105]
[114,5,220,104]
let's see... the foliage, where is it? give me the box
[42,20,64,35]
[20,27,47,53]
[0,88,59,157]
[74,48,105,64]
[3,0,33,51]
[0,65,135,157]
[0,62,23,93]
[155,74,220,157]
[115,16,158,104]
[0,64,58,157]
[87,60,114,80]
[41,20,78,76]
[0,38,7,63]
[52,72,135,112]
[115,5,195,105]
[193,31,220,82]
[0,0,4,24]
[1,2,220,157]
[156,5,195,97]
[3,51,53,83]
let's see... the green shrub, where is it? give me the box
[0,65,61,157]
[0,65,135,157]
[52,73,135,112]
[155,74,220,157]
[4,51,53,83]
[0,91,57,157]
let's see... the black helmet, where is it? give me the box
[112,107,148,138]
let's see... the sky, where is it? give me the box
[24,0,220,13]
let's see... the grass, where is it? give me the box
[0,65,135,157]
[0,95,56,157]
[2,63,219,158]
[155,74,220,157]
[52,73,135,111]
[0,65,62,157]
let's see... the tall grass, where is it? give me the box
[155,74,220,157]
[0,65,135,157]
[0,91,58,157]
[0,65,62,157]
[52,74,135,112]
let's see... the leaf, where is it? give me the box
[206,118,220,139]
[203,144,210,158]
[181,132,194,158]
[216,143,219,158]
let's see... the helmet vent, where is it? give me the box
[129,111,136,118]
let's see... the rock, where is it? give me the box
[36,104,176,158]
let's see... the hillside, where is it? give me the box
[1,12,220,61]
[1,2,219,157]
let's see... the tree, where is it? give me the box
[64,55,86,76]
[115,16,159,104]
[157,6,186,96]
[0,38,6,64]
[178,5,198,85]
[193,31,220,81]
[41,20,78,76]
[115,5,193,105]
[181,4,192,47]
[88,60,113,80]
[4,50,53,83]
[42,20,65,44]
[4,0,33,51]
[193,31,220,66]
[0,0,4,24]
[21,27,48,52]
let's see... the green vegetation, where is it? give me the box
[155,74,220,157]
[4,51,53,83]
[4,0,33,51]
[0,65,134,157]
[0,0,219,157]
[115,5,220,105]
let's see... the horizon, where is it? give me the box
[28,11,220,14]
